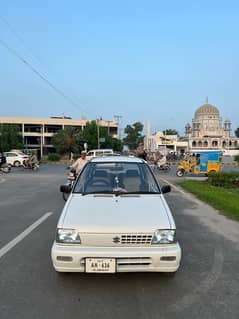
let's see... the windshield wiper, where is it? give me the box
[79,190,161,196]
[81,189,129,196]
[81,190,115,196]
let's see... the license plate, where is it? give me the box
[85,258,116,273]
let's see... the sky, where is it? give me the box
[0,0,239,136]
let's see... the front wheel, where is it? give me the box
[62,191,70,201]
[208,170,216,175]
[32,164,39,171]
[176,169,185,177]
[14,160,21,167]
[1,166,11,173]
[164,164,170,172]
[62,182,73,201]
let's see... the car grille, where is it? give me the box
[120,234,153,245]
[81,233,153,246]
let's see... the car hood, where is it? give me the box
[59,194,174,233]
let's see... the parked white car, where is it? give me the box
[4,151,29,167]
[52,156,181,274]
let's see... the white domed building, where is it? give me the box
[185,103,239,153]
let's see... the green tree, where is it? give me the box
[80,121,123,151]
[123,122,144,150]
[80,121,98,150]
[52,121,123,155]
[99,127,123,151]
[52,126,82,155]
[0,124,23,152]
[235,127,239,138]
[163,129,179,135]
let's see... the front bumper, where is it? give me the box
[51,242,181,273]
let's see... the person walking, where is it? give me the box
[71,150,88,174]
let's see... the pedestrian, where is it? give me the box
[138,148,147,161]
[71,150,88,174]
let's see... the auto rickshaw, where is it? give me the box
[176,151,222,177]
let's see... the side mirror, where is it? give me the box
[60,184,72,193]
[161,185,171,194]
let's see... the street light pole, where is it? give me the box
[40,126,43,159]
[97,119,100,149]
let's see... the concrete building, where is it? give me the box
[144,122,188,155]
[0,116,118,157]
[185,103,239,155]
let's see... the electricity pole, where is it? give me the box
[97,120,100,149]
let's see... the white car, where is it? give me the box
[4,151,29,167]
[52,156,181,274]
[86,149,114,160]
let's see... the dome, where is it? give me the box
[195,103,219,117]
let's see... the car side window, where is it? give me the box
[95,151,103,156]
[87,152,94,156]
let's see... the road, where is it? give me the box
[0,164,239,319]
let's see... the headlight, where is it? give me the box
[151,229,175,244]
[56,228,81,244]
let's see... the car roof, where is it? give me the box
[88,149,113,152]
[90,155,145,164]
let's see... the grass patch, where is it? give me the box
[178,180,239,221]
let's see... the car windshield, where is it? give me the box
[73,161,161,194]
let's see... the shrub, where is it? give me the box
[47,153,61,161]
[234,155,239,162]
[208,171,239,188]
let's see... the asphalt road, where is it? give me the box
[0,164,239,319]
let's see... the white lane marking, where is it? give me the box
[0,212,53,259]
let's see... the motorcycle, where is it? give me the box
[62,168,77,201]
[0,155,11,173]
[0,163,11,173]
[153,157,170,172]
[22,159,39,171]
[157,161,170,171]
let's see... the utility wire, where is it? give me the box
[0,15,90,117]
[0,14,44,65]
[0,38,83,111]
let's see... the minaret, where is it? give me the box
[185,123,191,137]
[145,121,151,151]
[146,120,151,137]
[224,120,231,137]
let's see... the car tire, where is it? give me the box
[62,191,70,201]
[176,169,184,177]
[13,160,21,167]
[209,170,216,174]
[1,166,11,173]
